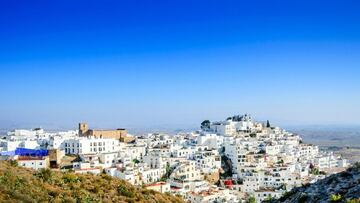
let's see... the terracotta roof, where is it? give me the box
[145,182,167,187]
[17,156,47,161]
[75,168,101,171]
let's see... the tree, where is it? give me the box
[266,120,271,128]
[201,120,211,130]
[132,159,140,164]
[311,168,320,175]
[264,195,274,202]
[9,160,18,167]
[36,168,53,183]
[247,196,256,203]
[250,133,257,138]
[160,162,174,181]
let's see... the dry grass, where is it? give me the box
[0,161,184,203]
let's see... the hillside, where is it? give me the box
[0,161,184,203]
[273,163,360,203]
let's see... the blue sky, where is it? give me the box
[0,0,360,129]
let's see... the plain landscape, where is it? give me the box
[288,126,360,164]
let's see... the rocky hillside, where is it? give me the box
[0,161,184,203]
[273,163,360,203]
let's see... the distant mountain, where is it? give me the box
[272,163,360,203]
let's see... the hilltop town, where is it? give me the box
[0,114,353,203]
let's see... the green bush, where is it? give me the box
[9,160,18,167]
[117,184,135,198]
[298,194,308,203]
[36,168,53,183]
[62,172,80,183]
[330,194,342,202]
[247,196,256,203]
[279,190,295,201]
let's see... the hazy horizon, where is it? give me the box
[1,117,360,132]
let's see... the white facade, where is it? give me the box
[99,152,119,167]
[140,167,166,184]
[0,139,40,152]
[145,182,171,193]
[63,137,120,154]
[196,133,223,150]
[254,190,283,203]
[18,157,48,170]
[314,154,348,170]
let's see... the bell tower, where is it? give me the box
[79,122,89,136]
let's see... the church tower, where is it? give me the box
[79,122,89,136]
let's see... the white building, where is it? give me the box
[72,162,102,175]
[145,182,171,193]
[17,156,49,170]
[196,133,223,150]
[185,188,239,203]
[99,152,119,167]
[63,137,120,154]
[314,154,348,170]
[254,189,283,203]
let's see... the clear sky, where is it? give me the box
[1,0,360,129]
